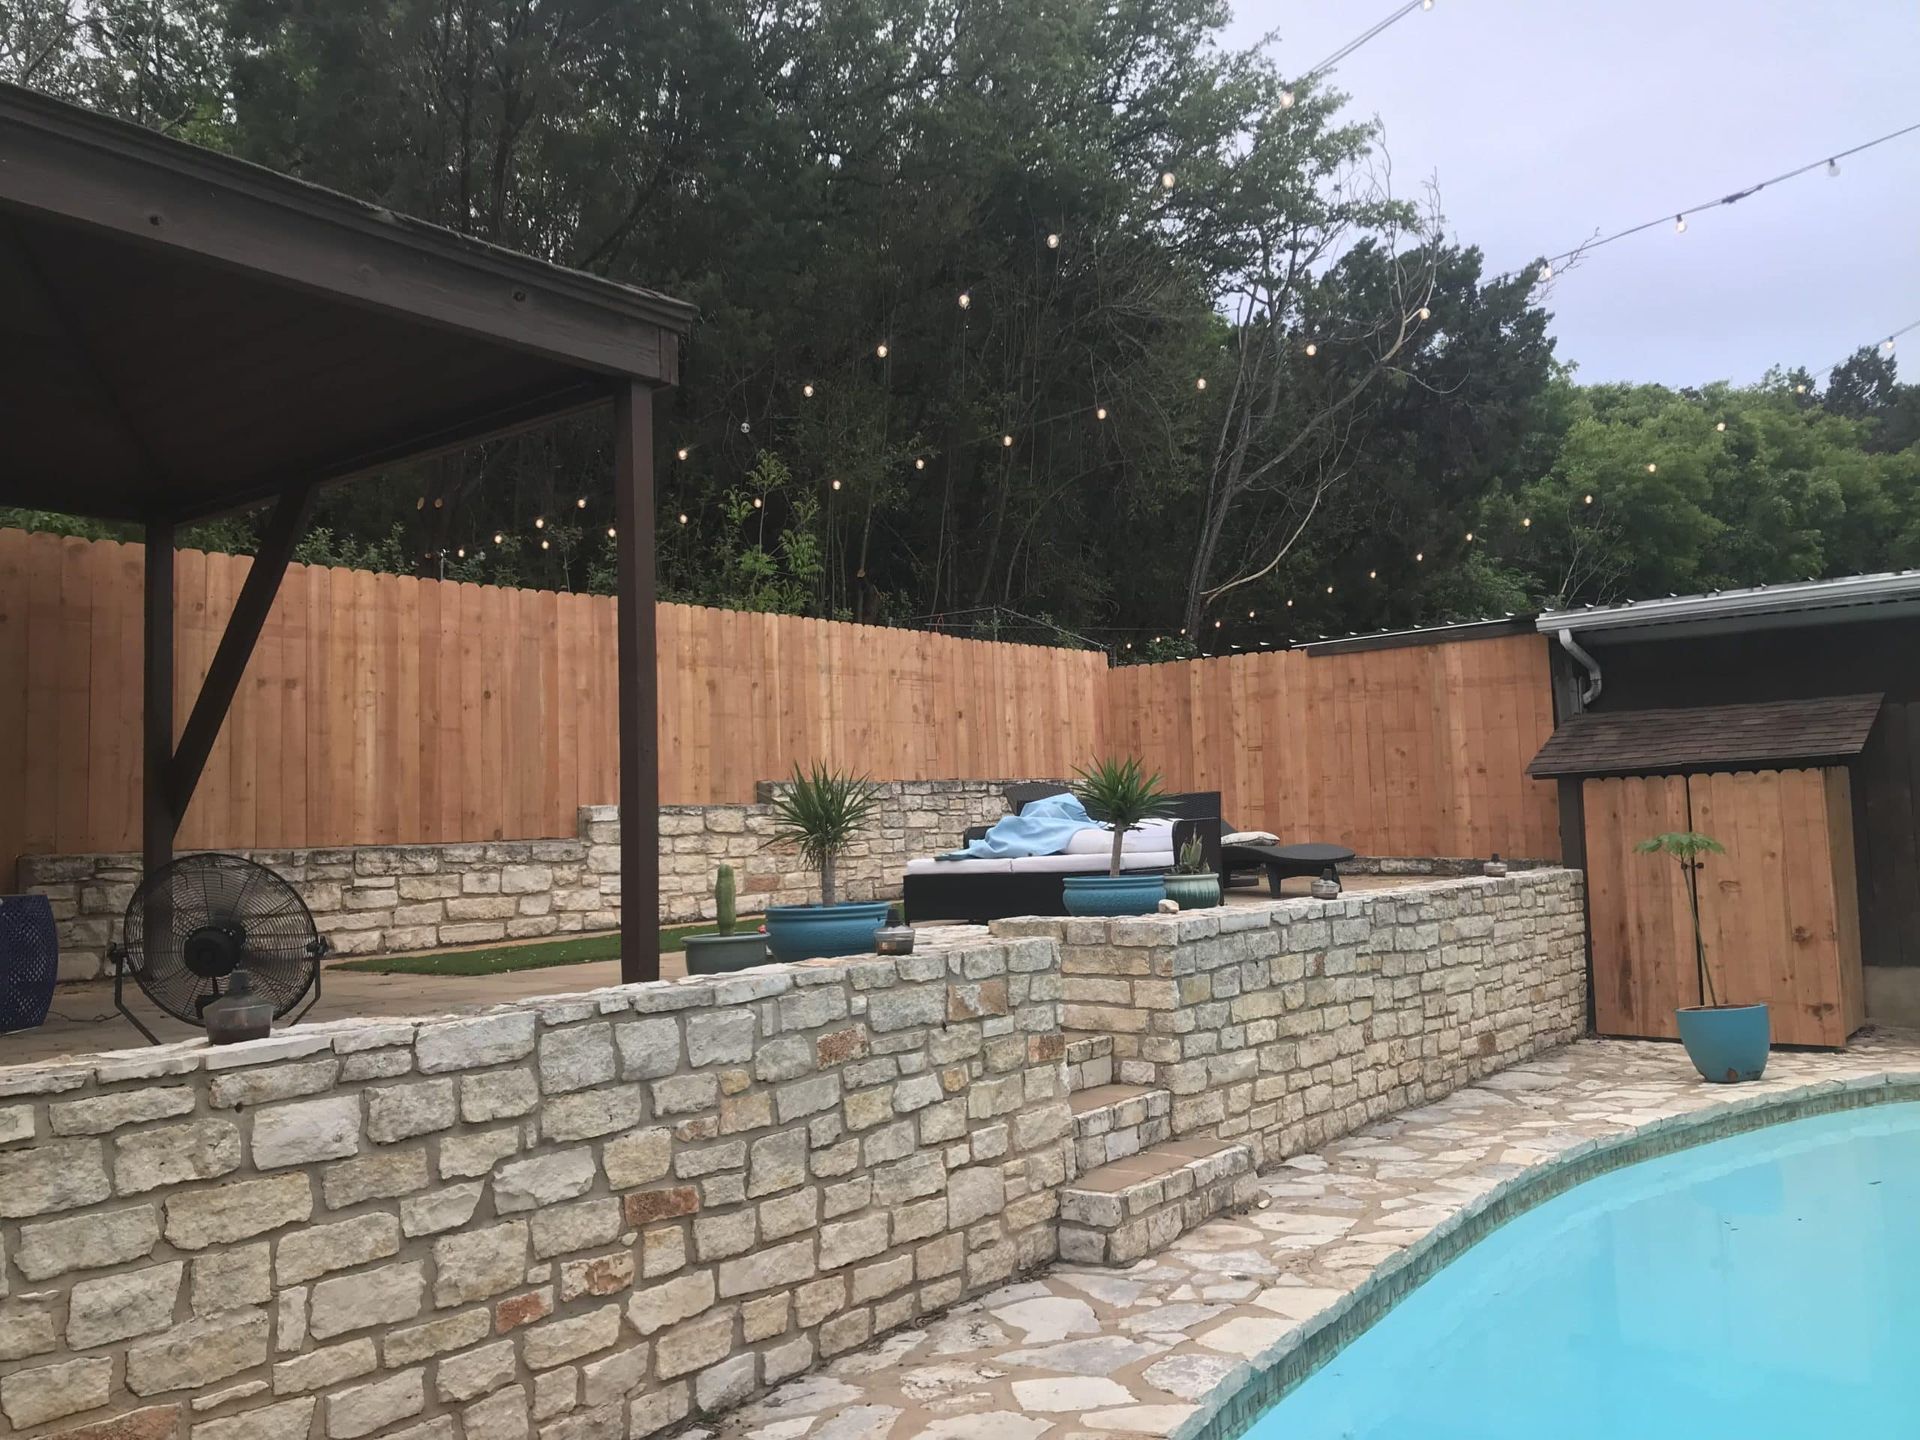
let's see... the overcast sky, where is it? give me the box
[1220,0,1920,387]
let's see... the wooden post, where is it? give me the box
[614,382,660,984]
[142,520,177,879]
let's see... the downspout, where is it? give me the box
[1557,628,1602,707]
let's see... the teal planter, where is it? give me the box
[764,902,891,962]
[1677,1003,1770,1083]
[1063,873,1166,916]
[683,933,771,975]
[1163,874,1221,910]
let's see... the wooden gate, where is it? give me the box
[1585,768,1864,1047]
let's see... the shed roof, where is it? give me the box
[1527,693,1884,779]
[0,81,694,524]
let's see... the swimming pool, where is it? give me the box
[1240,1101,1920,1439]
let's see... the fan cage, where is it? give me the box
[123,853,323,1025]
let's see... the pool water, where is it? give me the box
[1242,1103,1920,1439]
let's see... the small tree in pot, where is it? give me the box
[1063,756,1174,916]
[762,763,891,960]
[1637,830,1767,1082]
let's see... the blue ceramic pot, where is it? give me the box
[0,895,58,1034]
[763,902,891,963]
[1062,874,1166,917]
[1676,1003,1770,1083]
[1163,874,1221,910]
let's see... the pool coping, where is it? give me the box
[1183,1068,1920,1440]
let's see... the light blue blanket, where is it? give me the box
[940,792,1095,860]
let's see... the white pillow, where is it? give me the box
[1223,830,1279,846]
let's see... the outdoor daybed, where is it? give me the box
[901,790,1222,924]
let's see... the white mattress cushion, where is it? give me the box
[904,857,1014,876]
[1010,851,1174,874]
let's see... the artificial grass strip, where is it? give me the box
[333,920,747,976]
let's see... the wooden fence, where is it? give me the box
[1104,634,1562,861]
[0,528,1560,880]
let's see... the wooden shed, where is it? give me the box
[1531,573,1920,1041]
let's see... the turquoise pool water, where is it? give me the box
[1243,1102,1920,1439]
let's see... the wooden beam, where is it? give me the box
[166,485,316,819]
[142,520,177,877]
[614,382,660,984]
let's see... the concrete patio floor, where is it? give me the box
[1,875,1428,1067]
[707,1029,1920,1440]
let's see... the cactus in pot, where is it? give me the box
[1163,833,1222,910]
[683,862,770,974]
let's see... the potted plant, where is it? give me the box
[1637,830,1767,1082]
[1163,834,1221,910]
[684,864,771,974]
[1063,756,1172,916]
[762,763,891,961]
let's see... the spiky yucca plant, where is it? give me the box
[767,763,881,905]
[1070,756,1171,877]
[1636,831,1726,1007]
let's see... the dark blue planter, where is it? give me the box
[1677,1003,1770,1083]
[683,933,773,975]
[0,894,58,1034]
[1062,873,1166,916]
[763,902,891,963]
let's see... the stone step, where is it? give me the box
[1064,1034,1113,1093]
[1068,1082,1172,1173]
[1058,1138,1256,1266]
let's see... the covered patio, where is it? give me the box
[0,82,694,990]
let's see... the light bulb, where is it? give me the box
[676,447,689,461]
[1214,619,1222,629]
[1368,569,1377,580]
[803,383,815,398]
[1521,516,1532,528]
[540,538,550,551]
[1304,342,1317,357]
[1046,232,1060,250]
[1795,383,1808,394]
[1674,215,1687,234]
[534,516,545,529]
[415,496,425,510]
[1179,627,1187,636]
[752,497,763,509]
[914,457,926,470]
[1465,530,1474,542]
[1716,421,1727,432]
[1325,584,1334,594]
[576,496,587,509]
[1647,462,1657,473]
[1415,551,1424,562]
[1002,434,1014,447]
[876,343,889,358]
[1827,158,1840,177]
[831,479,842,491]
[1279,88,1295,109]
[1196,376,1208,391]
[455,548,465,559]
[1160,171,1176,190]
[677,513,688,525]
[739,421,750,434]
[1125,642,1132,650]
[1096,406,1108,420]
[957,292,970,309]
[1247,609,1256,619]
[493,532,504,545]
[1421,0,1433,9]
[1538,262,1553,281]
[1583,494,1593,505]
[1286,598,1294,607]
[1883,338,1897,355]
[1418,306,1431,320]
[606,526,616,539]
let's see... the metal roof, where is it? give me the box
[1536,572,1920,643]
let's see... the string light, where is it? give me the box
[415,497,424,510]
[606,526,616,539]
[1304,342,1318,357]
[1795,383,1808,394]
[1716,421,1727,432]
[1195,377,1208,391]
[1417,306,1431,320]
[1368,569,1378,580]
[1096,406,1109,421]
[1002,434,1015,447]
[914,458,926,470]
[1883,337,1897,355]
[1247,609,1256,619]
[1279,89,1295,109]
[433,497,444,509]
[534,516,545,529]
[539,538,550,551]
[677,513,688,526]
[1465,530,1474,542]
[1160,172,1176,190]
[802,383,815,398]
[1046,233,1061,250]
[1521,516,1532,528]
[739,421,750,434]
[1214,619,1223,629]
[1583,494,1594,505]
[1674,214,1687,234]
[1414,551,1424,562]
[1325,584,1335,594]
[752,497,764,509]
[1827,158,1841,177]
[676,447,689,461]
[455,547,465,559]
[1538,262,1553,281]
[957,292,971,309]
[493,532,504,545]
[830,479,842,491]
[876,343,889,359]
[576,496,587,509]
[1646,462,1658,473]
[1286,599,1294,607]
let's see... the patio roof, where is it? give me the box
[1527,693,1884,779]
[0,82,693,981]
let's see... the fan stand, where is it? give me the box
[108,940,326,1047]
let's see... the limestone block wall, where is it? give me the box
[0,937,1069,1440]
[19,781,1022,982]
[995,870,1588,1167]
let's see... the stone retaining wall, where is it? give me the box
[0,934,1067,1440]
[19,781,1023,982]
[995,871,1588,1167]
[0,873,1585,1440]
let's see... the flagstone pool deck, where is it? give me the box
[710,1029,1920,1440]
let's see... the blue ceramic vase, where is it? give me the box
[1062,874,1166,916]
[1676,1003,1770,1083]
[763,902,891,962]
